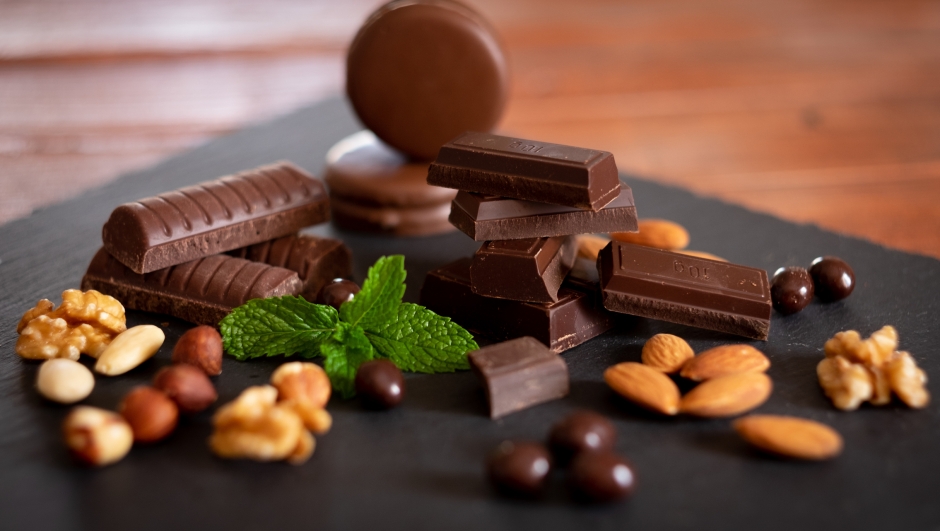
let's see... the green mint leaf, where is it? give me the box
[220,296,338,361]
[321,323,375,398]
[365,302,476,373]
[340,255,406,331]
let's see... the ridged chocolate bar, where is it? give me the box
[449,187,638,241]
[420,258,615,353]
[427,132,621,211]
[226,234,352,300]
[81,248,302,326]
[470,236,576,303]
[102,161,329,274]
[598,240,772,340]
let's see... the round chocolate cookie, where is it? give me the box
[346,0,509,160]
[330,195,455,237]
[324,131,456,207]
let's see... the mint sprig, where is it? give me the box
[220,255,478,398]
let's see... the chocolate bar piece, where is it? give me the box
[427,132,621,211]
[226,234,352,300]
[469,337,569,419]
[598,241,772,340]
[470,236,576,303]
[449,187,637,241]
[81,248,302,326]
[420,258,616,353]
[102,161,329,274]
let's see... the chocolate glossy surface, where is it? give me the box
[549,411,617,464]
[598,241,772,340]
[569,452,636,503]
[449,187,637,241]
[316,279,361,310]
[771,266,814,314]
[810,256,856,302]
[486,441,552,497]
[81,247,302,326]
[421,258,616,353]
[428,132,621,211]
[355,360,405,409]
[102,161,329,274]
[346,1,508,160]
[470,236,576,303]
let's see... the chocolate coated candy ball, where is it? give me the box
[548,410,617,465]
[487,440,552,497]
[771,266,814,315]
[316,279,360,310]
[810,256,855,302]
[355,360,405,409]
[569,452,636,503]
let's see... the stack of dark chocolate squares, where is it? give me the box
[81,162,353,326]
[420,132,639,353]
[421,132,775,353]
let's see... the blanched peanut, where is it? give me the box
[36,359,95,404]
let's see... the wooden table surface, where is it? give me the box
[2,0,939,258]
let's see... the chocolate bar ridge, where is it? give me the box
[102,161,329,274]
[226,234,352,300]
[421,258,615,353]
[427,132,621,211]
[598,241,771,340]
[449,187,638,241]
[81,248,302,326]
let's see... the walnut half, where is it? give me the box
[209,386,314,464]
[14,290,126,361]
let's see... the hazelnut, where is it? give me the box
[119,386,179,443]
[271,362,330,408]
[153,364,218,413]
[172,325,223,376]
[36,358,95,404]
[62,406,133,466]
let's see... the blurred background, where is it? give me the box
[1,0,938,257]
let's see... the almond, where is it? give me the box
[575,234,611,260]
[610,219,689,250]
[604,362,680,415]
[680,344,770,381]
[733,415,843,460]
[680,372,772,418]
[641,334,694,374]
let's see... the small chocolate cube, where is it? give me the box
[469,337,569,419]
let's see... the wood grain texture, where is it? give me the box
[1,0,939,257]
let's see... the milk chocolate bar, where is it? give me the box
[102,161,330,274]
[598,241,772,340]
[449,187,637,241]
[427,132,621,211]
[420,258,615,353]
[81,248,302,326]
[469,337,569,419]
[470,236,576,303]
[226,234,352,300]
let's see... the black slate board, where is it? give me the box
[1,98,938,531]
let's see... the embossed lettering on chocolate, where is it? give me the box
[427,132,621,211]
[598,241,772,340]
[470,236,576,303]
[102,162,329,274]
[225,234,352,301]
[81,248,302,326]
[449,187,637,241]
